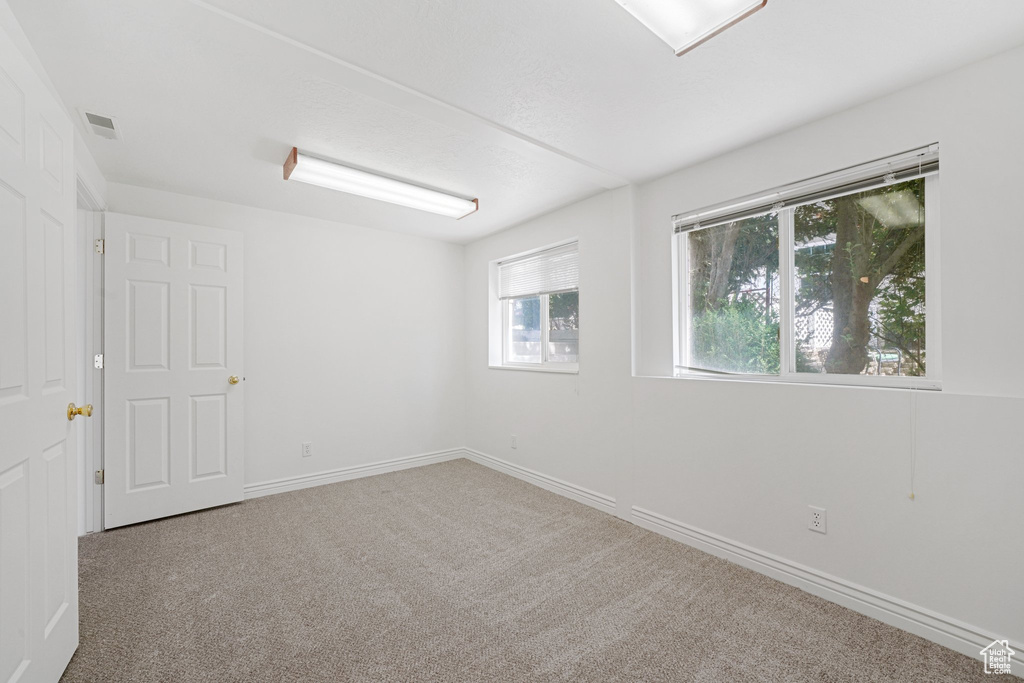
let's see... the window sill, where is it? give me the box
[489,364,579,375]
[672,367,940,391]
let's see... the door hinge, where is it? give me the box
[94,470,104,485]
[94,238,104,254]
[94,353,104,369]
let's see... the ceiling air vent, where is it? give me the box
[81,110,122,140]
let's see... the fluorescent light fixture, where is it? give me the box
[283,147,479,219]
[613,0,767,56]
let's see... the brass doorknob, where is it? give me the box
[67,403,93,421]
[228,375,240,385]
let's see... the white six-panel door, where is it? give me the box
[103,214,244,529]
[0,17,80,683]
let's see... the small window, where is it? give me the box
[498,242,579,369]
[674,146,938,389]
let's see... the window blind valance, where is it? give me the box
[673,144,939,234]
[498,242,579,300]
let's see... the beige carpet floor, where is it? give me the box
[64,458,998,682]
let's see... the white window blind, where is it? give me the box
[498,242,579,300]
[673,144,939,233]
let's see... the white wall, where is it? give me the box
[464,45,1024,667]
[464,187,634,513]
[107,183,466,487]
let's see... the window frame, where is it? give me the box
[490,238,580,374]
[673,173,941,391]
[501,292,579,372]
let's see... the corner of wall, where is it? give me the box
[75,130,108,209]
[456,239,469,449]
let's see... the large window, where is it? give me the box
[674,146,938,389]
[498,242,579,369]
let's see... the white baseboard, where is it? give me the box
[243,448,465,500]
[631,506,1022,676]
[461,448,616,515]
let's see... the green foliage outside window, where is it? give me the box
[686,178,926,377]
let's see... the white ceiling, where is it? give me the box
[10,0,1024,242]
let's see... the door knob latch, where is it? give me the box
[67,403,93,421]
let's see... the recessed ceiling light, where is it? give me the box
[283,148,478,219]
[613,0,767,56]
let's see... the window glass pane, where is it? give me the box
[548,291,579,363]
[507,296,541,363]
[687,214,780,374]
[793,178,926,376]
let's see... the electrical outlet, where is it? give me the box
[808,506,827,534]
[510,435,517,449]
[302,442,312,458]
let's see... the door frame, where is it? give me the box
[76,173,104,534]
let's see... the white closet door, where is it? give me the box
[104,214,244,529]
[0,16,79,683]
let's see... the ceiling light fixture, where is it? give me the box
[612,0,767,56]
[283,148,479,219]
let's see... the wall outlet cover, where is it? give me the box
[808,505,827,534]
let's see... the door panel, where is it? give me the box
[0,463,29,683]
[127,279,170,370]
[0,180,27,402]
[127,397,170,491]
[42,212,66,390]
[190,285,226,368]
[0,16,79,683]
[41,441,69,632]
[104,214,243,528]
[190,394,227,479]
